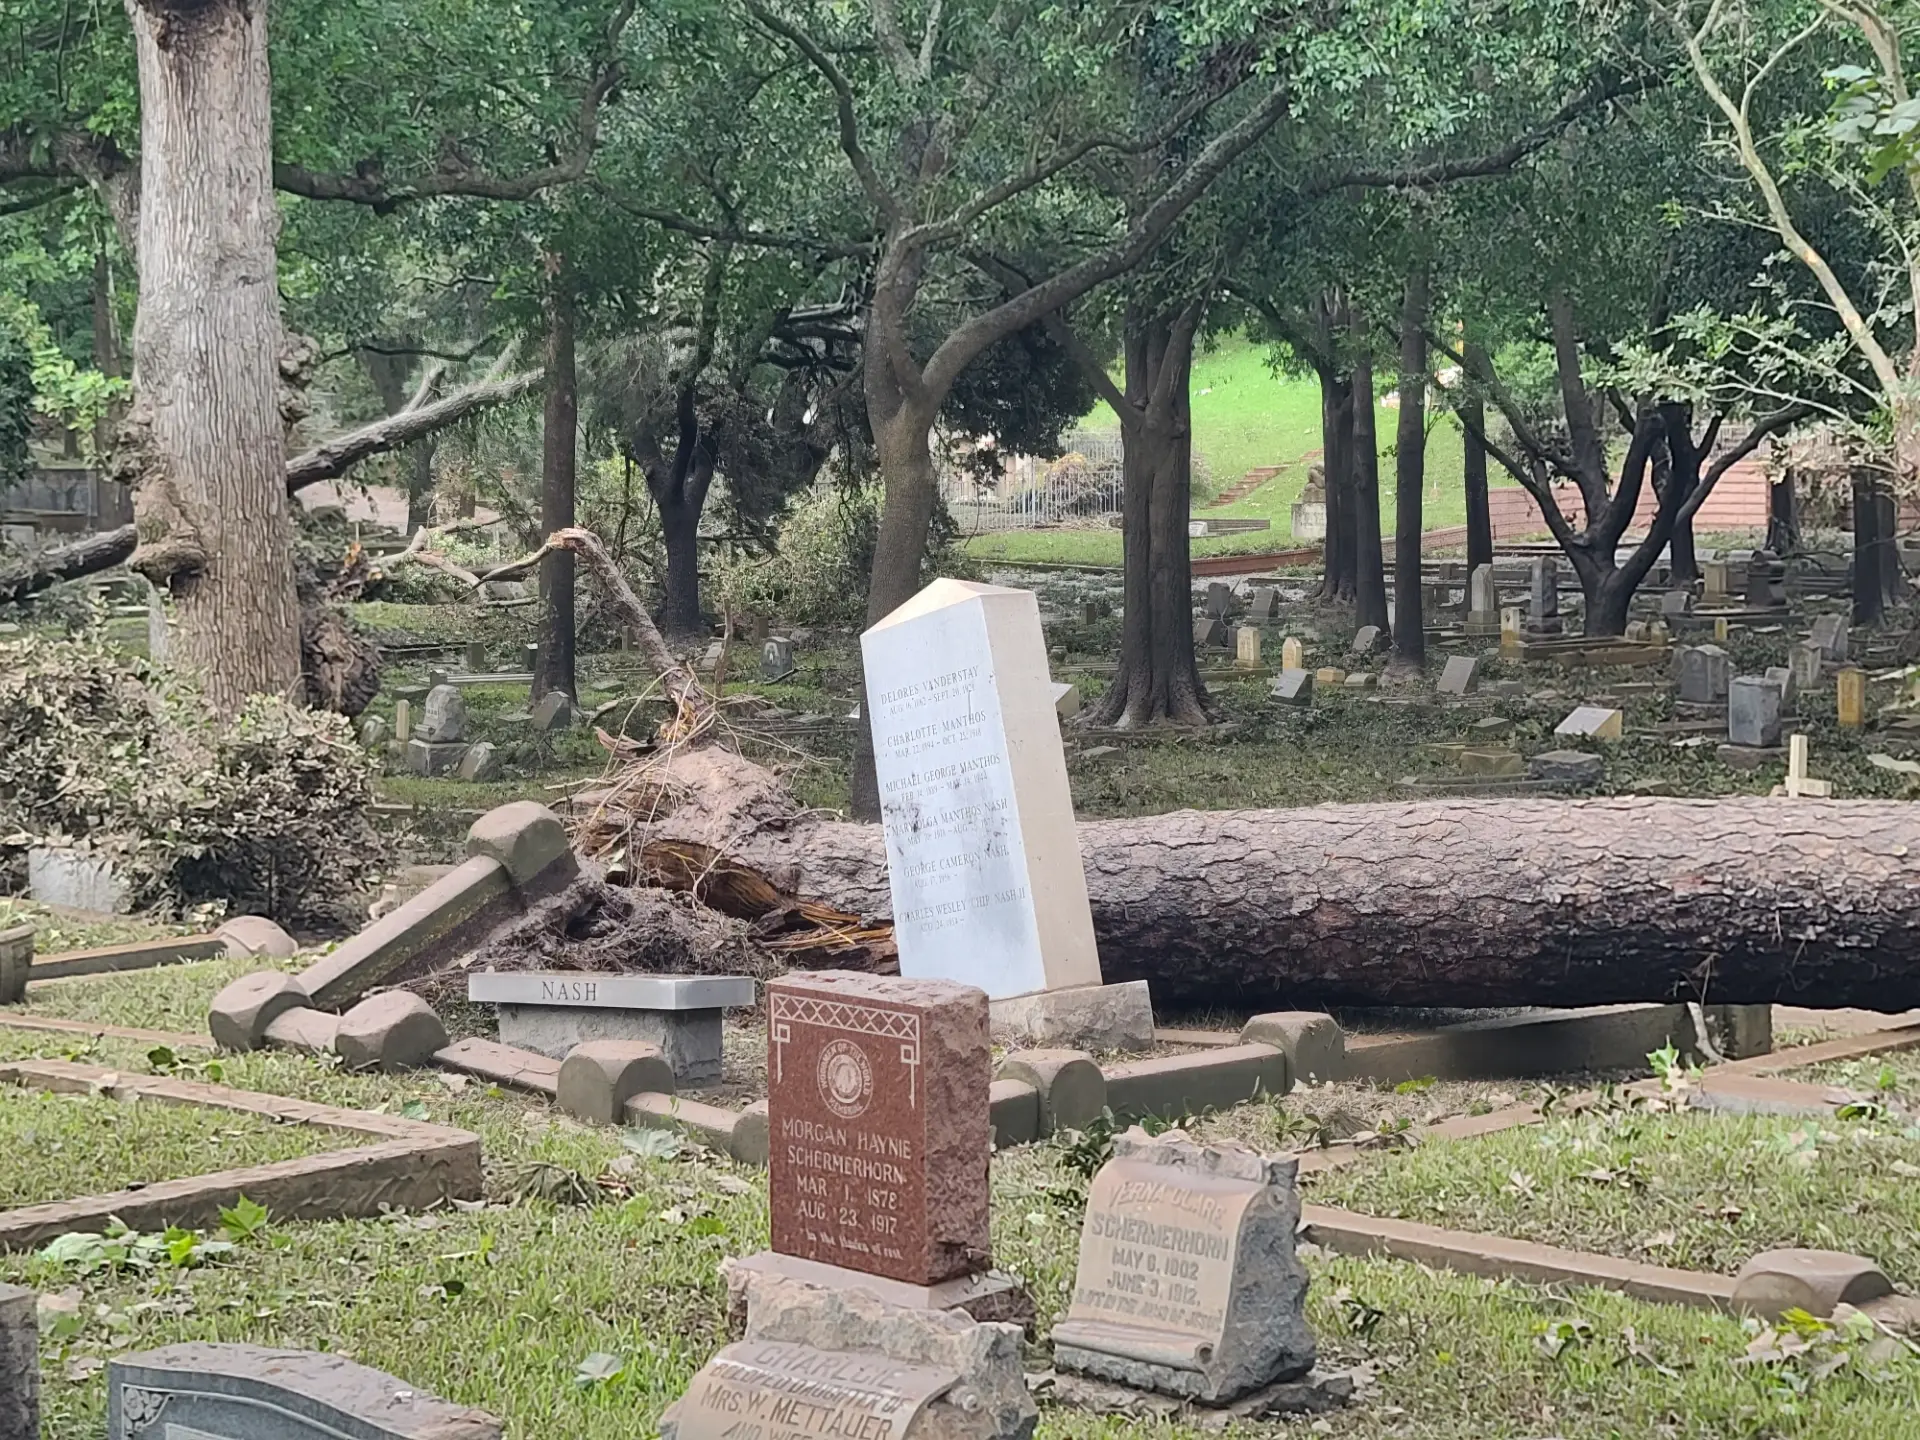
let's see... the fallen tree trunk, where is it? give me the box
[609,753,1920,1011]
[0,526,137,603]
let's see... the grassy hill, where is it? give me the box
[964,334,1497,565]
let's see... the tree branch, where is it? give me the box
[272,0,637,214]
[922,75,1293,399]
[286,362,542,494]
[900,83,1227,253]
[1304,74,1655,195]
[744,0,902,227]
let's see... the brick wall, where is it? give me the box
[1483,455,1772,541]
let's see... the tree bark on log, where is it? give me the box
[625,760,1920,1011]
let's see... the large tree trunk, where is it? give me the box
[850,393,939,820]
[1853,466,1885,627]
[1390,266,1429,671]
[642,754,1920,1011]
[1769,468,1799,553]
[1093,307,1207,728]
[1349,320,1390,634]
[645,389,718,641]
[536,281,578,700]
[1316,362,1356,603]
[658,489,704,638]
[123,0,302,712]
[1461,343,1493,569]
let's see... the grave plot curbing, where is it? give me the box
[0,1060,480,1251]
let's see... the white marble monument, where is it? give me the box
[863,580,1149,1048]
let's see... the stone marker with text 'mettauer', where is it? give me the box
[861,577,1152,1052]
[727,970,1029,1323]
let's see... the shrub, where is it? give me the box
[0,632,384,927]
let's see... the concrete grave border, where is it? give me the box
[0,1059,481,1251]
[1287,1020,1920,1317]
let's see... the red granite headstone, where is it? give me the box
[767,971,991,1286]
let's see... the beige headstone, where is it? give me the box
[1313,667,1346,687]
[1837,667,1867,729]
[394,699,412,743]
[1554,706,1623,742]
[863,580,1100,999]
[1234,628,1261,669]
[1280,637,1304,671]
[1052,1129,1313,1402]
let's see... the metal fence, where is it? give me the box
[940,428,1125,532]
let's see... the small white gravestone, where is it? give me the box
[863,580,1104,1004]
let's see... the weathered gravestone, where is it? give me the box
[532,689,576,732]
[1349,625,1381,656]
[1676,644,1731,704]
[1247,588,1280,622]
[1525,558,1563,636]
[1279,637,1304,671]
[1203,582,1235,620]
[393,697,412,743]
[407,683,470,776]
[1,1282,35,1440]
[1,922,34,1005]
[1661,590,1693,621]
[864,580,1146,1046]
[1791,640,1825,691]
[763,636,798,682]
[1728,675,1784,749]
[1838,667,1868,729]
[663,1276,1035,1440]
[1466,564,1499,635]
[1747,549,1788,609]
[738,970,1003,1309]
[1703,557,1731,599]
[1234,628,1262,669]
[107,1345,501,1440]
[1554,706,1624,742]
[1052,1129,1314,1403]
[1810,613,1849,664]
[1270,669,1313,707]
[1528,750,1604,786]
[1767,665,1797,713]
[1193,617,1228,650]
[467,970,755,1080]
[458,741,501,782]
[1436,655,1479,696]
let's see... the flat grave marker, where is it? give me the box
[108,1344,501,1440]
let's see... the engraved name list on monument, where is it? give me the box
[870,637,1025,950]
[862,579,1100,1000]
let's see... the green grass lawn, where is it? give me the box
[1310,1099,1920,1285]
[0,900,195,955]
[964,335,1491,567]
[7,964,1920,1438]
[0,1083,369,1210]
